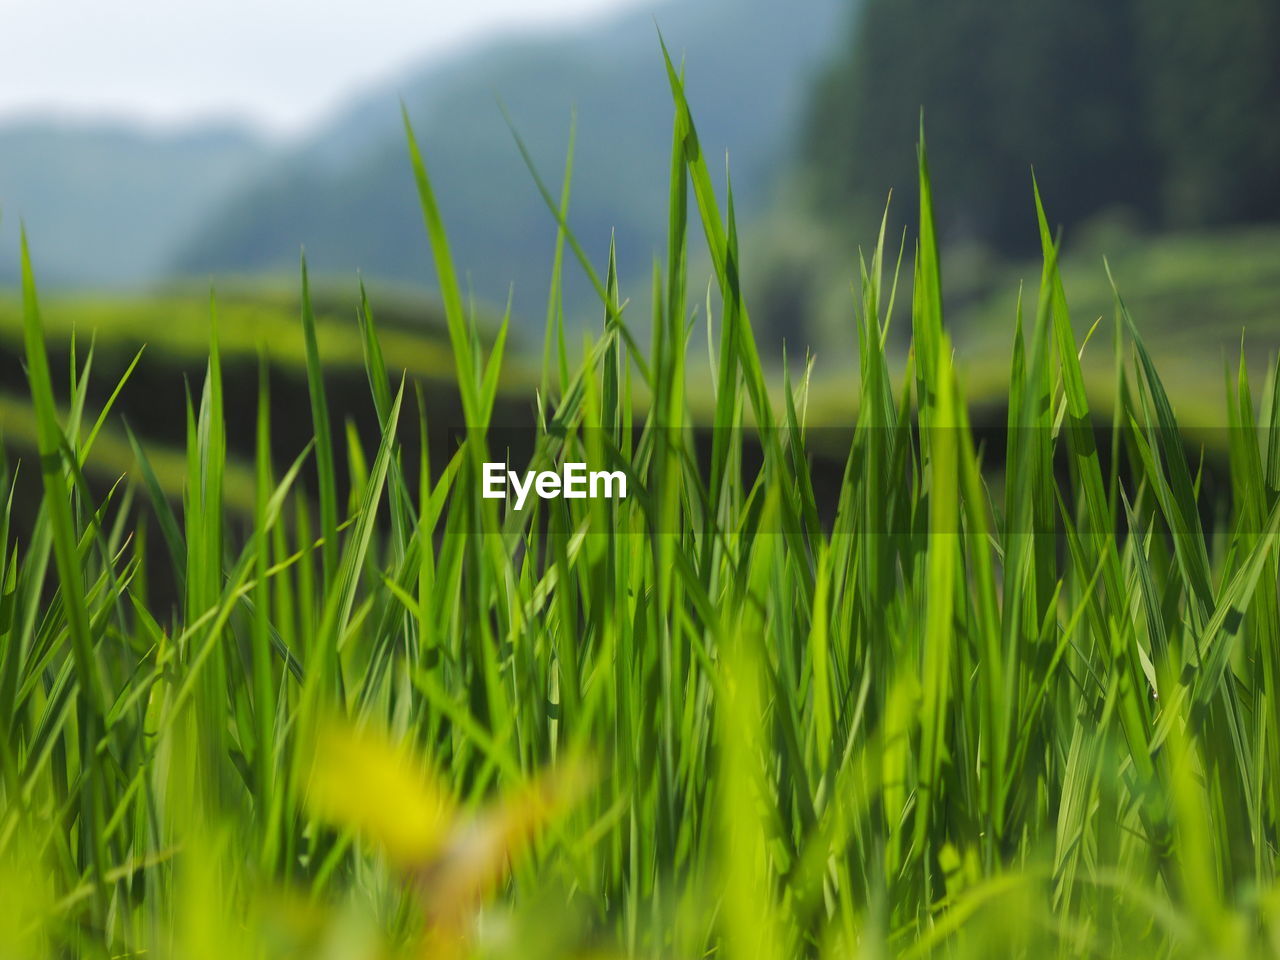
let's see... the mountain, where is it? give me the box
[0,121,268,288]
[173,0,849,324]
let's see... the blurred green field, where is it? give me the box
[0,284,540,512]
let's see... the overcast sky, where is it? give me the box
[0,0,638,135]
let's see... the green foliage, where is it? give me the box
[6,56,1280,960]
[807,0,1280,252]
[1134,0,1280,227]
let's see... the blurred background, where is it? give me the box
[0,0,841,316]
[1,0,1278,443]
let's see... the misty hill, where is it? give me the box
[173,0,849,324]
[0,122,267,288]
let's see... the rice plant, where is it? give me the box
[3,51,1280,959]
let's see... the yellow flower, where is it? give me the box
[305,718,593,959]
[305,720,453,868]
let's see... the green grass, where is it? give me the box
[5,59,1280,960]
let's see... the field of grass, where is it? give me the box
[6,62,1280,960]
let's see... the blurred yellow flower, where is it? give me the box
[305,720,454,868]
[305,718,592,959]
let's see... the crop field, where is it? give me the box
[5,62,1280,960]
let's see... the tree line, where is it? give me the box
[805,0,1280,254]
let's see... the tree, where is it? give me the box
[806,0,1278,252]
[1136,0,1280,227]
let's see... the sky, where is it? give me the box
[0,0,638,136]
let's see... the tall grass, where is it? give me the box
[4,53,1280,959]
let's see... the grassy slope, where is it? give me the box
[0,286,466,376]
[0,286,539,505]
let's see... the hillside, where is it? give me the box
[172,0,848,324]
[0,121,268,287]
[803,0,1280,254]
